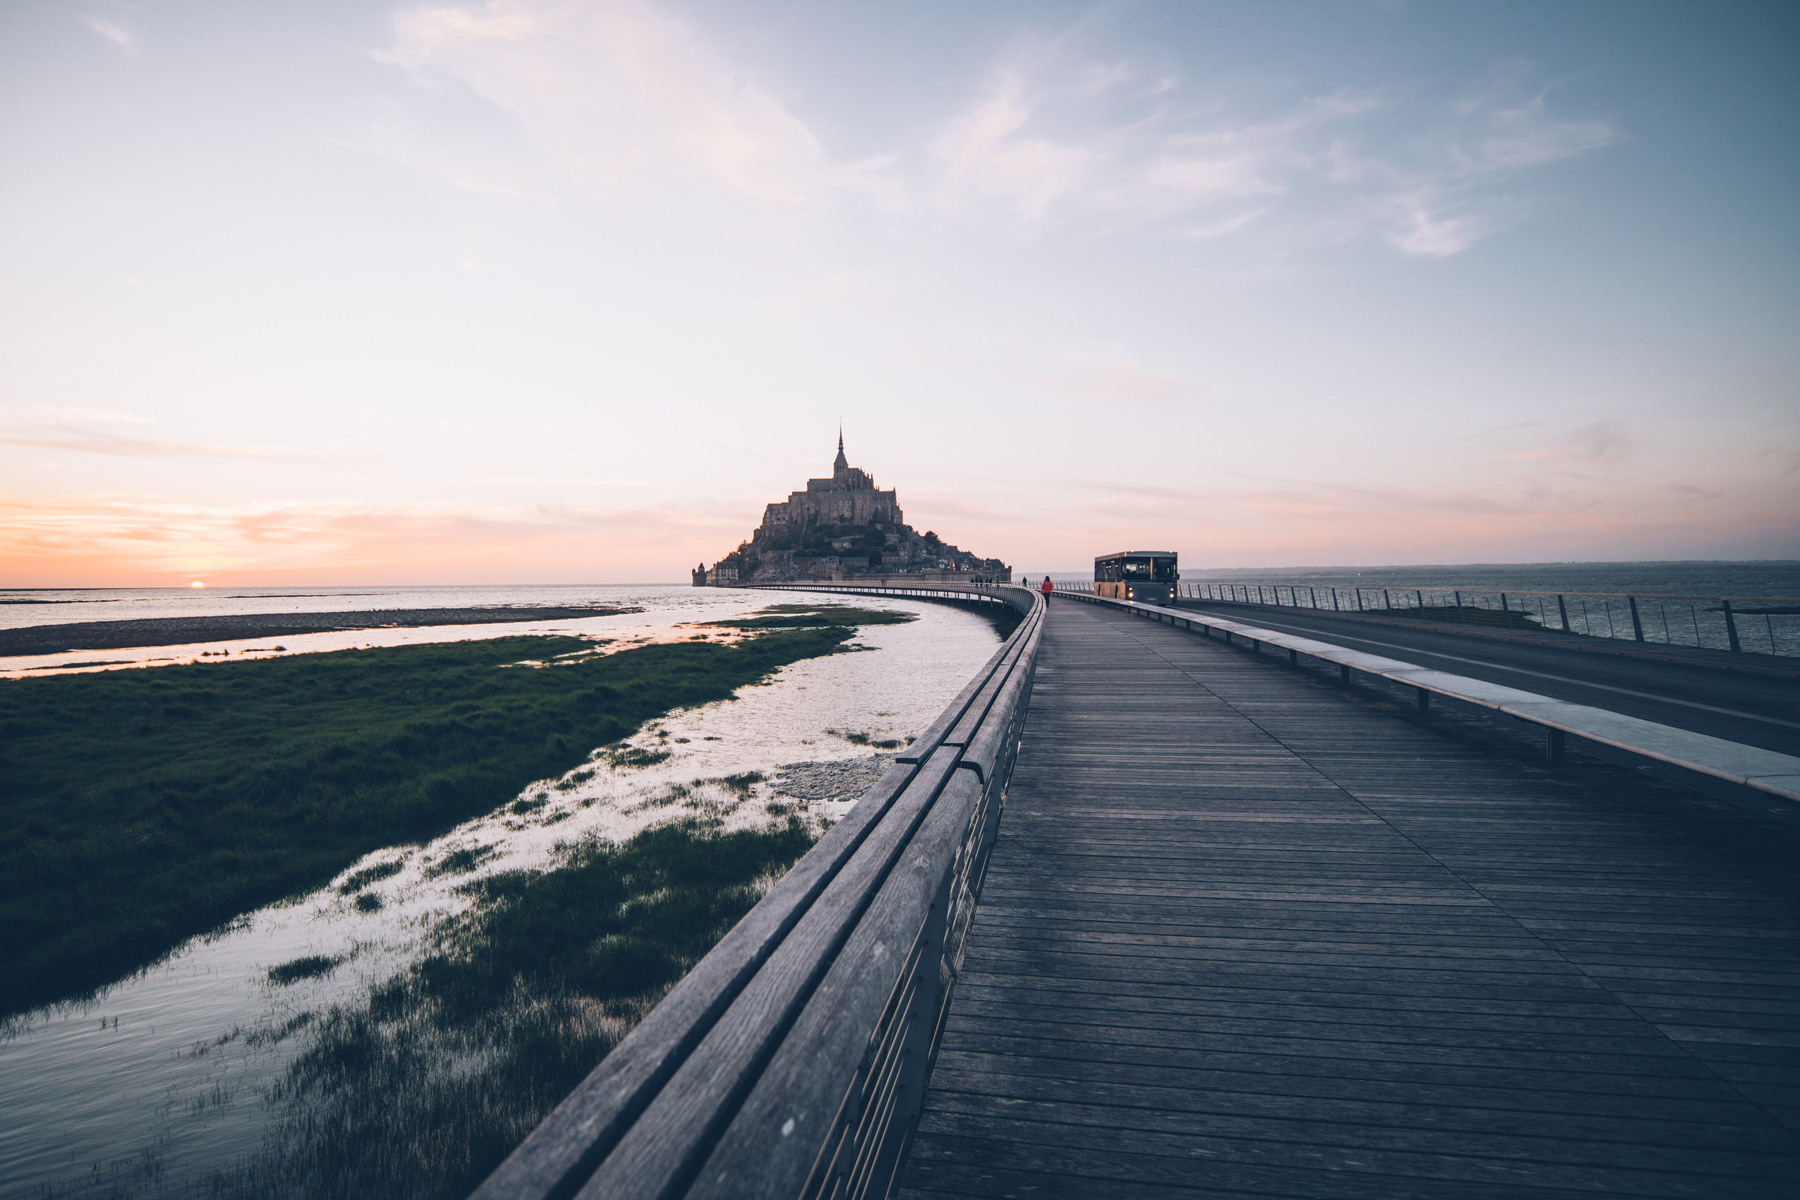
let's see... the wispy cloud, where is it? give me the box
[1508,419,1634,466]
[931,57,1361,230]
[377,0,898,205]
[80,14,138,56]
[1366,88,1622,255]
[0,410,323,461]
[1038,350,1195,404]
[0,496,737,584]
[928,37,1619,255]
[370,4,1615,258]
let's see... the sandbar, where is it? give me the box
[0,606,641,656]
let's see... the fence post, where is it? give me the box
[1415,589,1424,618]
[1627,596,1644,642]
[1331,588,1340,612]
[1454,591,1465,623]
[1723,600,1742,652]
[1383,589,1392,612]
[1310,587,1318,609]
[1500,593,1513,629]
[1557,595,1570,633]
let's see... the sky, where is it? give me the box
[1,0,1796,586]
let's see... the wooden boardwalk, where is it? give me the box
[900,597,1800,1199]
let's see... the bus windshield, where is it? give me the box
[1094,552,1178,583]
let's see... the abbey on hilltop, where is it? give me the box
[693,433,1011,586]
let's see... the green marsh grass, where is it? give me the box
[268,955,342,986]
[0,625,856,1017]
[337,860,405,894]
[237,818,813,1200]
[700,603,916,631]
[831,728,907,750]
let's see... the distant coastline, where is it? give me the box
[0,605,640,656]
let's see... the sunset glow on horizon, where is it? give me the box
[3,1,1796,587]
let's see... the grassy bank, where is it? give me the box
[0,614,887,1018]
[705,597,1020,640]
[232,819,813,1200]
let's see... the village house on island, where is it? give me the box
[693,433,1011,586]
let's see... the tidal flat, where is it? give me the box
[0,606,905,1019]
[0,605,644,657]
[2,594,999,1200]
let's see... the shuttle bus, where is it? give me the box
[1094,550,1178,604]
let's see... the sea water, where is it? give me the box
[1173,560,1800,598]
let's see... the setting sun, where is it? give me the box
[189,581,205,589]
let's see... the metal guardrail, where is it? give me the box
[1054,580,1800,659]
[1056,587,1800,805]
[472,583,1044,1200]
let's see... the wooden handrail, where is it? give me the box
[1059,589,1800,805]
[471,584,1045,1200]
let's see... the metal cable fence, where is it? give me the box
[1054,580,1800,658]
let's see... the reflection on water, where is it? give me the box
[1,585,770,679]
[0,585,694,632]
[0,590,1003,1200]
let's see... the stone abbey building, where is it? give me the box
[693,433,1011,585]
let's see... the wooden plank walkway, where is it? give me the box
[900,597,1800,1199]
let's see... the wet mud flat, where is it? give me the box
[0,606,642,656]
[0,598,1005,1200]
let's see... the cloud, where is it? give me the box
[0,495,737,584]
[1372,89,1620,255]
[363,4,1617,258]
[32,405,156,425]
[930,54,1324,227]
[80,14,138,56]
[0,411,323,461]
[929,37,1617,255]
[1456,94,1618,174]
[1509,419,1634,466]
[1039,350,1195,404]
[377,0,898,206]
[1384,192,1498,257]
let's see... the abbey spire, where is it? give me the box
[834,426,848,473]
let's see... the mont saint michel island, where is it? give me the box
[693,433,1011,586]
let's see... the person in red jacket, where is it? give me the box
[1040,576,1054,596]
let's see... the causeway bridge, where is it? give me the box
[475,584,1800,1199]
